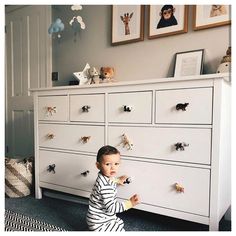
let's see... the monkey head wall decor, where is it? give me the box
[157,5,178,29]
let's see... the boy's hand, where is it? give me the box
[117,175,128,185]
[130,194,140,207]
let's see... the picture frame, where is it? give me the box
[173,49,204,77]
[148,5,188,39]
[193,5,231,30]
[111,5,144,46]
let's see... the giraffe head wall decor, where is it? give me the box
[120,12,134,35]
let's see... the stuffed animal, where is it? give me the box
[88,67,100,84]
[216,46,231,73]
[100,67,115,82]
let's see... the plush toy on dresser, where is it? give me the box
[100,67,115,82]
[216,46,231,73]
[88,67,100,84]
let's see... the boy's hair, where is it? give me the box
[97,145,120,163]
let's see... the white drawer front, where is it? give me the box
[155,88,213,124]
[70,94,105,122]
[108,126,211,165]
[117,159,210,216]
[108,91,152,124]
[39,124,105,153]
[38,96,68,121]
[39,150,98,192]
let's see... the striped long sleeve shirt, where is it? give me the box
[86,172,132,231]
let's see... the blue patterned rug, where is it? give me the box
[5,209,66,231]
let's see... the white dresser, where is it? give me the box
[31,73,231,231]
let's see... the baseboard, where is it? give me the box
[43,189,89,205]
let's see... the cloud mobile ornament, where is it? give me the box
[48,18,64,39]
[70,5,86,42]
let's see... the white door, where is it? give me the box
[5,5,52,158]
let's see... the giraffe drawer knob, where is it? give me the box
[120,133,133,150]
[81,170,90,177]
[82,105,91,112]
[81,136,91,144]
[176,103,189,111]
[175,142,189,151]
[175,183,184,193]
[47,164,56,174]
[47,133,55,139]
[46,106,57,115]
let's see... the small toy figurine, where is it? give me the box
[120,133,133,150]
[80,136,91,143]
[176,103,189,111]
[88,67,100,84]
[82,105,91,112]
[123,177,132,184]
[100,67,115,83]
[123,105,132,112]
[216,46,231,74]
[175,183,184,193]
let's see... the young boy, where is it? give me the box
[86,145,140,232]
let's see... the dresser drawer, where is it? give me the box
[108,126,211,165]
[70,94,105,122]
[38,96,68,121]
[39,150,97,192]
[118,159,210,216]
[155,88,213,124]
[108,91,152,124]
[39,124,105,153]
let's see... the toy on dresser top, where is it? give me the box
[73,63,115,85]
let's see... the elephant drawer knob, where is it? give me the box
[176,103,189,111]
[82,105,91,112]
[175,183,184,193]
[81,170,90,177]
[46,106,57,115]
[47,133,55,139]
[81,136,91,143]
[123,105,133,112]
[47,164,56,174]
[175,142,189,151]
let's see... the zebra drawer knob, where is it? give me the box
[123,105,133,112]
[175,142,189,151]
[176,103,189,111]
[82,105,91,112]
[47,164,56,174]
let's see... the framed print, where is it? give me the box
[193,5,231,30]
[174,49,204,77]
[112,5,144,46]
[148,5,188,39]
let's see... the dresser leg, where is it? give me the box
[35,186,42,199]
[209,220,219,231]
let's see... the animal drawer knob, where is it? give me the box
[82,105,91,112]
[175,142,189,151]
[47,106,57,115]
[123,177,132,184]
[81,170,90,177]
[81,136,91,144]
[121,133,133,150]
[47,133,55,139]
[176,103,189,111]
[47,164,56,174]
[175,183,184,193]
[123,105,133,112]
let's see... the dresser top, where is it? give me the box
[30,73,230,92]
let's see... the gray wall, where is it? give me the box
[52,5,231,86]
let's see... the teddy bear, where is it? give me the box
[100,67,115,82]
[87,67,100,84]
